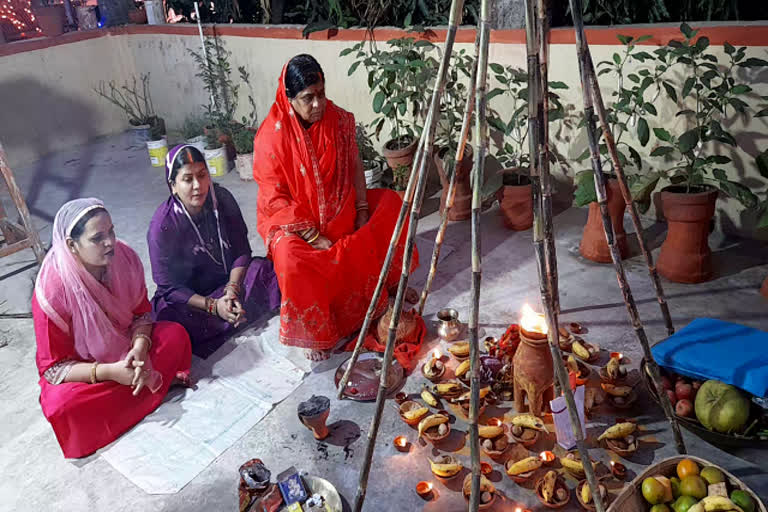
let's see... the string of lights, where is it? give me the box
[0,0,42,41]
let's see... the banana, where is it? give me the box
[511,414,549,433]
[448,341,470,357]
[463,474,495,496]
[602,383,633,397]
[560,456,596,475]
[566,355,580,374]
[402,407,429,421]
[418,414,449,437]
[605,357,620,380]
[597,422,637,441]
[429,456,462,478]
[455,386,491,403]
[506,456,542,476]
[435,382,463,397]
[478,425,504,439]
[572,340,592,360]
[455,359,471,378]
[421,388,440,408]
[542,470,557,503]
[581,481,592,504]
[701,496,745,512]
[688,504,705,512]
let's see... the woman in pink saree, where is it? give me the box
[32,198,191,458]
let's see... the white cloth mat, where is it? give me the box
[100,317,307,494]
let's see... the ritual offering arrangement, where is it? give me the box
[510,413,548,448]
[609,456,765,512]
[432,380,464,399]
[576,479,608,511]
[239,459,279,512]
[514,305,555,416]
[560,450,598,479]
[422,350,446,382]
[399,400,429,426]
[536,470,571,509]
[602,381,639,409]
[599,421,639,457]
[418,413,451,444]
[572,339,600,363]
[506,455,543,484]
[462,474,497,509]
[600,354,629,383]
[479,424,509,459]
[565,354,592,385]
[447,340,470,361]
[428,455,463,480]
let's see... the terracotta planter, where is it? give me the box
[382,136,418,172]
[580,178,628,263]
[761,276,768,299]
[33,5,65,37]
[434,145,473,221]
[657,186,718,283]
[498,170,533,231]
[513,328,554,416]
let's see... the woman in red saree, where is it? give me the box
[253,54,418,360]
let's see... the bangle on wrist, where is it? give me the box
[132,333,152,351]
[306,231,320,244]
[90,362,99,385]
[224,281,241,296]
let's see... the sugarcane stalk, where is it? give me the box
[417,33,480,317]
[568,0,685,455]
[337,118,430,399]
[352,3,465,510]
[524,1,605,510]
[467,1,490,509]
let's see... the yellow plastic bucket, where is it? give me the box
[147,138,168,168]
[204,147,228,177]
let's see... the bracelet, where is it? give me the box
[90,362,99,385]
[224,281,241,296]
[132,333,152,351]
[306,231,320,244]
[206,297,218,316]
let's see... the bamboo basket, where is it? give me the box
[607,455,766,512]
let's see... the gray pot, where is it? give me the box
[130,124,152,148]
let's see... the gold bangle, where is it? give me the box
[90,362,99,384]
[306,231,320,244]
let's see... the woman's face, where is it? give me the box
[290,80,327,125]
[172,162,210,214]
[67,211,116,269]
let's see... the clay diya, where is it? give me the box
[564,355,592,386]
[487,417,505,428]
[419,414,451,444]
[535,471,571,509]
[605,389,638,410]
[610,460,627,480]
[416,481,434,500]
[572,339,600,363]
[576,480,608,511]
[394,392,408,404]
[297,395,331,440]
[393,436,410,452]
[399,400,429,426]
[603,435,638,457]
[511,424,541,448]
[480,462,493,476]
[462,474,497,510]
[480,426,510,460]
[539,451,556,466]
[429,455,463,480]
[422,353,446,382]
[569,322,584,334]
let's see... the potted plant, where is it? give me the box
[342,37,438,174]
[232,127,254,181]
[357,123,383,189]
[641,24,767,283]
[391,164,410,200]
[203,127,228,178]
[31,0,65,37]
[93,73,166,162]
[571,33,667,262]
[489,64,570,231]
[182,114,207,153]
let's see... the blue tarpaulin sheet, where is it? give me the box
[650,318,768,398]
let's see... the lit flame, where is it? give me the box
[395,436,406,447]
[515,508,523,512]
[610,461,616,467]
[520,304,548,334]
[539,451,554,462]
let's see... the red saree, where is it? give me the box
[253,67,417,350]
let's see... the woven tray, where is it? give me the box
[607,455,766,512]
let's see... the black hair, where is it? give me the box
[169,146,206,183]
[285,54,325,99]
[69,207,107,240]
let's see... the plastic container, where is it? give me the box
[147,137,168,168]
[204,146,228,178]
[144,0,166,24]
[186,135,206,155]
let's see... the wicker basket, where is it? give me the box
[607,455,766,512]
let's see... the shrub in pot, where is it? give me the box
[357,123,383,189]
[204,129,228,178]
[183,114,207,153]
[391,164,410,200]
[498,170,533,231]
[232,127,254,181]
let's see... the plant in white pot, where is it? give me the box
[232,127,254,181]
[182,114,207,153]
[203,127,228,178]
[356,123,383,189]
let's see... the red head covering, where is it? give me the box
[252,63,358,256]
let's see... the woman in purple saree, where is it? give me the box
[147,144,281,358]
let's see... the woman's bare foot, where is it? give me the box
[304,349,331,361]
[389,286,420,304]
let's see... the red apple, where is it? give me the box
[661,376,673,390]
[675,381,693,401]
[666,389,678,405]
[676,398,693,417]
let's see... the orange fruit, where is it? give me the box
[676,459,699,479]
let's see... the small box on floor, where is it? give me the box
[277,467,307,505]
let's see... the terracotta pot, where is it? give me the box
[376,303,419,344]
[498,170,533,230]
[298,408,330,440]
[128,6,147,23]
[434,145,473,221]
[657,186,718,283]
[33,5,65,37]
[579,178,628,263]
[761,276,768,299]
[513,328,554,416]
[382,136,418,172]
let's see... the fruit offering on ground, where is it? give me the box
[700,467,725,486]
[676,381,694,401]
[643,477,668,505]
[695,380,751,434]
[651,505,672,512]
[671,495,698,512]
[731,490,756,512]
[677,459,700,479]
[671,477,682,499]
[680,476,708,500]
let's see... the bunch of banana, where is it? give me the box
[541,470,558,503]
[402,406,429,421]
[601,382,633,397]
[454,386,491,403]
[605,356,621,380]
[421,388,440,408]
[428,455,462,478]
[418,414,449,437]
[688,496,745,512]
[511,414,549,433]
[447,341,470,358]
[572,340,593,360]
[506,456,542,476]
[597,422,636,441]
[455,359,471,379]
[433,381,463,398]
[478,425,504,439]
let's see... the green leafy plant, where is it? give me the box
[232,127,254,155]
[182,114,206,140]
[646,23,768,208]
[356,123,380,164]
[189,36,240,141]
[433,48,475,163]
[238,66,259,128]
[93,73,165,139]
[392,164,410,191]
[342,37,439,150]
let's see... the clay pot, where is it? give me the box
[435,145,474,221]
[761,276,768,299]
[657,186,718,283]
[33,4,65,37]
[298,396,331,440]
[498,170,533,230]
[382,136,418,172]
[513,329,554,416]
[580,178,628,263]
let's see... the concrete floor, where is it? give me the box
[1,132,767,511]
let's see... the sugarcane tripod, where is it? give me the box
[339,0,686,510]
